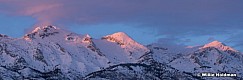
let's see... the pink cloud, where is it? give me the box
[1,0,243,51]
[0,0,243,36]
[0,1,61,25]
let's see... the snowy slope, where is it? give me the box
[1,26,107,79]
[85,62,202,80]
[144,43,199,64]
[0,26,242,79]
[0,26,150,79]
[169,41,243,79]
[137,40,243,79]
[101,32,149,60]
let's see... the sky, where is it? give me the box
[0,0,243,51]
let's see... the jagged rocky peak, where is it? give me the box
[23,25,62,40]
[201,40,237,52]
[84,34,91,39]
[82,34,92,43]
[66,33,92,42]
[31,25,59,33]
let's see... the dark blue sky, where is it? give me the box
[0,0,243,51]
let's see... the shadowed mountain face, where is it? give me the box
[0,26,242,80]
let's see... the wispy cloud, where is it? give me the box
[0,0,243,50]
[1,0,243,31]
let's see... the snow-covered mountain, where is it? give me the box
[169,41,243,73]
[0,25,242,80]
[145,40,243,79]
[0,26,150,79]
[102,32,149,60]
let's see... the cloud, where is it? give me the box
[156,37,191,47]
[225,31,243,51]
[1,0,242,27]
[0,0,62,26]
[0,0,243,48]
[207,37,215,42]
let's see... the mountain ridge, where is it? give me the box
[0,25,151,79]
[201,40,238,52]
[0,25,242,80]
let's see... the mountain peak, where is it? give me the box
[24,25,64,40]
[205,40,225,47]
[102,32,133,45]
[113,32,127,35]
[109,32,129,38]
[102,32,149,60]
[32,25,59,33]
[202,40,237,52]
